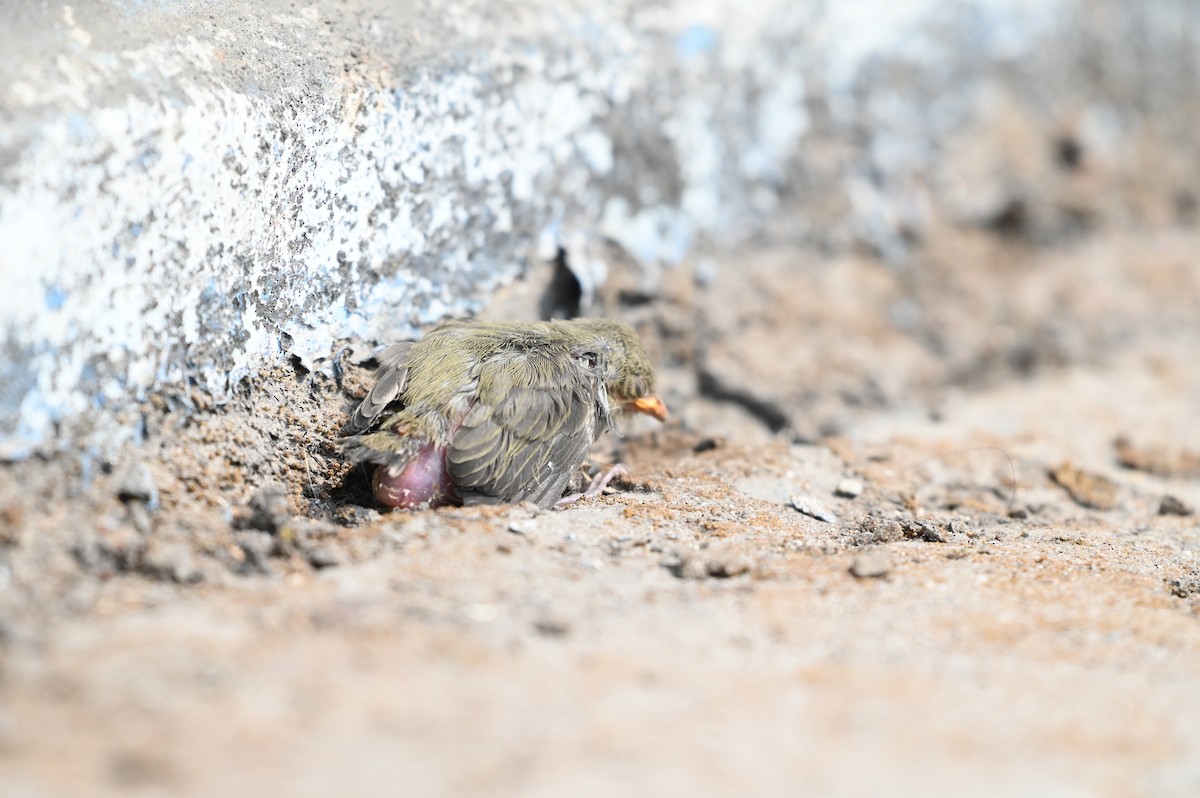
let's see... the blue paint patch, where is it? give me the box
[182,154,193,172]
[676,25,718,61]
[44,284,68,311]
[67,112,93,140]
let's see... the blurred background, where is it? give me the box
[3,0,1199,460]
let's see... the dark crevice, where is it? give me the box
[988,197,1029,236]
[696,366,790,433]
[538,248,582,320]
[1054,136,1083,170]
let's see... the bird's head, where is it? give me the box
[564,318,668,422]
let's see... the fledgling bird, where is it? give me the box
[338,318,667,510]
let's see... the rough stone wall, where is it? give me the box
[2,0,1198,461]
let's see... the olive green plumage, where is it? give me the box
[338,318,663,508]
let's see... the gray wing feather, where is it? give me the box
[447,353,602,508]
[344,342,413,433]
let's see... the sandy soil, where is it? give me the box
[2,226,1200,797]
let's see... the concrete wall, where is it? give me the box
[2,0,1198,460]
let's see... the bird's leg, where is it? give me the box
[554,463,628,510]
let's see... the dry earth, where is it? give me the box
[2,226,1200,797]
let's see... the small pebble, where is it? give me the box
[1049,462,1118,511]
[791,493,838,523]
[663,545,752,580]
[114,460,158,507]
[834,478,863,498]
[508,519,538,535]
[464,604,498,623]
[532,617,571,637]
[1159,495,1194,517]
[307,545,343,569]
[232,531,275,575]
[238,485,290,534]
[285,518,339,543]
[849,548,892,579]
[141,542,203,584]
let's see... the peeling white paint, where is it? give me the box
[0,0,1078,459]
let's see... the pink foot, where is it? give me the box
[554,464,628,510]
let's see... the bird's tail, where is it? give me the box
[336,428,425,476]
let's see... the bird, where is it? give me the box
[337,318,668,510]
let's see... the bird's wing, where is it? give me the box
[447,349,604,507]
[344,342,414,433]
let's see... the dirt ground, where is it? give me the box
[2,224,1200,797]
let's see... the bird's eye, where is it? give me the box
[578,351,599,369]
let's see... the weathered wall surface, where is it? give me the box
[2,0,1198,460]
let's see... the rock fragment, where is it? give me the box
[663,545,752,580]
[306,545,344,569]
[236,485,291,534]
[114,460,158,507]
[790,493,838,523]
[232,531,275,575]
[141,542,203,584]
[532,617,571,637]
[1159,495,1194,517]
[835,478,864,498]
[1048,462,1118,510]
[1115,437,1200,478]
[849,548,892,579]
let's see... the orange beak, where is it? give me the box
[629,394,669,422]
